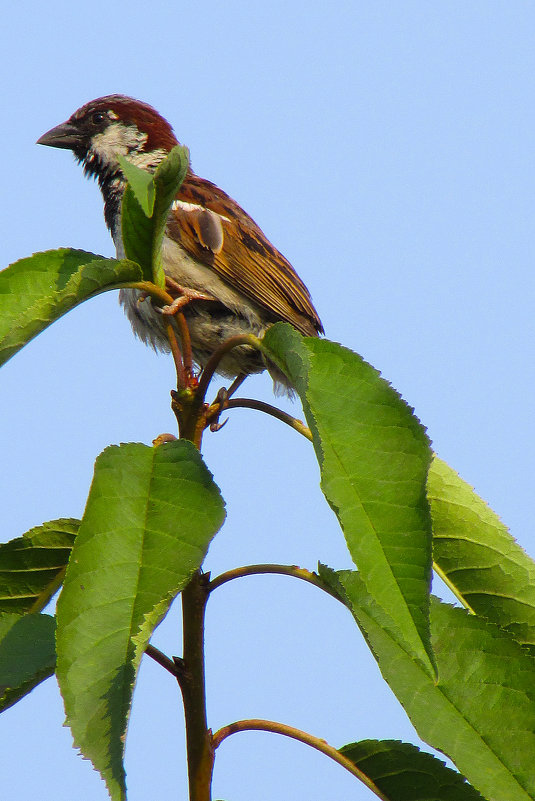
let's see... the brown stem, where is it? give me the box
[211,719,389,800]
[145,644,180,677]
[224,398,312,440]
[176,311,194,377]
[179,571,214,801]
[164,320,187,390]
[208,563,340,602]
[195,334,261,405]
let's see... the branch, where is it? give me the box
[175,311,194,377]
[195,334,261,403]
[164,319,187,390]
[145,644,180,677]
[180,571,214,800]
[208,563,341,602]
[224,398,312,440]
[211,719,389,800]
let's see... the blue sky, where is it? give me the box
[1,2,534,799]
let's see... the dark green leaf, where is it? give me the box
[0,518,78,613]
[120,145,189,286]
[263,325,434,673]
[0,613,56,712]
[56,440,225,801]
[120,185,154,279]
[428,456,535,652]
[0,249,143,366]
[340,739,485,800]
[324,567,535,801]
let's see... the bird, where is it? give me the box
[37,95,323,390]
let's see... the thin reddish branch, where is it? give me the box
[145,644,180,677]
[224,398,312,440]
[195,334,261,404]
[164,319,187,390]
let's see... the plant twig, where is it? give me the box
[224,398,312,440]
[145,644,180,677]
[164,319,187,390]
[208,563,339,601]
[195,334,261,404]
[211,719,390,800]
[175,311,194,378]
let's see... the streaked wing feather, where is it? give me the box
[171,174,323,336]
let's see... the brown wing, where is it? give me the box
[168,172,323,337]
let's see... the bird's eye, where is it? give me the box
[90,111,107,125]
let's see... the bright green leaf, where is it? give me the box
[0,518,78,613]
[56,440,225,801]
[117,156,155,216]
[121,145,189,286]
[120,186,154,280]
[0,613,56,712]
[263,324,434,674]
[324,567,535,801]
[340,739,485,800]
[0,249,143,366]
[428,456,535,652]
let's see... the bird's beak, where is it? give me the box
[36,121,81,150]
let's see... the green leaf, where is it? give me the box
[0,519,78,613]
[0,249,143,366]
[0,613,56,712]
[324,567,535,801]
[56,440,225,801]
[428,456,535,652]
[262,325,434,673]
[117,156,155,216]
[340,739,485,800]
[120,145,189,286]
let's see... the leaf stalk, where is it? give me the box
[211,719,389,800]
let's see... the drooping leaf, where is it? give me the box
[428,456,535,652]
[56,440,225,801]
[0,613,56,712]
[0,249,143,366]
[120,145,189,286]
[262,324,434,673]
[322,566,535,801]
[340,739,485,800]
[0,519,78,614]
[151,145,190,264]
[118,156,155,216]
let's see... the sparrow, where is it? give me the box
[37,95,323,388]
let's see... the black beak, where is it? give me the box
[36,121,81,150]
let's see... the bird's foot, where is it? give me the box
[163,279,216,315]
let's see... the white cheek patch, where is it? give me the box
[126,148,168,170]
[91,122,148,165]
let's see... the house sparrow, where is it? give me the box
[37,95,323,387]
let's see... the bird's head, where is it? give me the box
[37,95,178,178]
